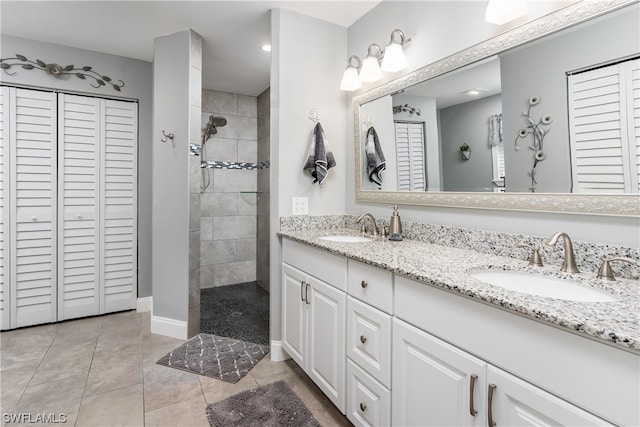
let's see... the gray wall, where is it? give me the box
[0,35,154,298]
[199,89,258,288]
[257,88,270,291]
[346,1,639,248]
[270,8,348,343]
[152,30,201,331]
[440,94,501,192]
[501,5,640,193]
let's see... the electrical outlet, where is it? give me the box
[292,197,309,215]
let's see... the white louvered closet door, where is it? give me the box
[568,58,640,193]
[9,88,58,328]
[395,122,426,191]
[100,99,137,313]
[57,94,101,320]
[0,87,9,329]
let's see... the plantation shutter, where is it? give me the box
[9,88,58,328]
[395,122,426,191]
[568,58,640,193]
[0,87,9,329]
[100,99,137,313]
[57,94,101,320]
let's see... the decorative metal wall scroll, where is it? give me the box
[0,54,125,91]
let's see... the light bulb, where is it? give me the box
[340,66,361,91]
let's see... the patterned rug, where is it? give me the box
[156,333,269,383]
[206,380,321,427]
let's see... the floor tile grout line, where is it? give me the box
[74,323,102,427]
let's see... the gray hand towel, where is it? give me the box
[303,122,336,185]
[365,126,386,187]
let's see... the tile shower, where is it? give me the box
[199,89,270,290]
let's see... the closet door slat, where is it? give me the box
[0,87,9,329]
[9,88,57,328]
[57,94,100,320]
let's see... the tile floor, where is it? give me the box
[0,310,351,426]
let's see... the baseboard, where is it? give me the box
[269,340,289,362]
[150,315,187,340]
[136,296,152,313]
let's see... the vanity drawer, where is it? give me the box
[347,296,392,387]
[282,238,347,291]
[348,259,393,314]
[347,359,391,427]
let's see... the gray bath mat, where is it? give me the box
[156,333,269,383]
[206,380,321,427]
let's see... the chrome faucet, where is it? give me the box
[544,232,580,273]
[356,213,379,236]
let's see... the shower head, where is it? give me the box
[210,116,227,127]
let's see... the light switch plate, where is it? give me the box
[292,197,308,215]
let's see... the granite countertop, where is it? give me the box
[278,228,640,352]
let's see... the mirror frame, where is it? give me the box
[354,0,640,217]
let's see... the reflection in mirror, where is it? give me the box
[358,3,639,195]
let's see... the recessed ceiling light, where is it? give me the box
[460,88,488,96]
[261,44,271,52]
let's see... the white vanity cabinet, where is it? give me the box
[281,239,347,413]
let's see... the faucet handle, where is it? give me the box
[517,243,543,267]
[596,257,637,281]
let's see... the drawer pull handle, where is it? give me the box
[360,335,367,344]
[488,383,497,427]
[469,374,478,416]
[359,403,367,412]
[361,280,368,288]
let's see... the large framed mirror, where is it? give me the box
[354,0,640,216]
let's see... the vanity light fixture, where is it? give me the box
[340,28,410,91]
[381,29,409,72]
[339,55,362,91]
[485,0,527,25]
[359,44,384,83]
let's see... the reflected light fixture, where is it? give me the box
[340,55,362,91]
[340,28,410,91]
[261,44,272,52]
[359,44,383,83]
[381,29,408,72]
[485,0,527,25]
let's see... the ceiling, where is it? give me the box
[0,1,380,96]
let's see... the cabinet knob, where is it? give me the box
[76,214,82,219]
[359,403,367,412]
[361,280,368,288]
[31,216,37,222]
[360,335,367,344]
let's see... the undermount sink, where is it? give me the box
[319,235,372,243]
[470,270,617,302]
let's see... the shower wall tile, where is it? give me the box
[211,261,256,287]
[190,106,202,145]
[237,193,257,216]
[212,116,257,141]
[189,194,200,232]
[189,268,200,308]
[238,95,257,118]
[202,90,237,115]
[256,88,270,291]
[237,238,257,261]
[201,239,236,265]
[213,216,256,240]
[257,169,269,193]
[201,193,237,217]
[200,265,213,289]
[189,231,200,271]
[213,169,257,192]
[238,139,258,163]
[203,135,237,162]
[200,217,214,241]
[189,155,201,194]
[189,67,202,109]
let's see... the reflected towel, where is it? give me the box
[303,122,336,185]
[489,113,503,145]
[365,126,386,187]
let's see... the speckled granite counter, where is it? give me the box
[278,228,640,353]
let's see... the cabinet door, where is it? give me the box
[0,87,9,329]
[282,263,306,367]
[307,275,346,413]
[392,318,486,427]
[486,365,612,426]
[100,99,137,313]
[57,94,100,320]
[9,88,58,328]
